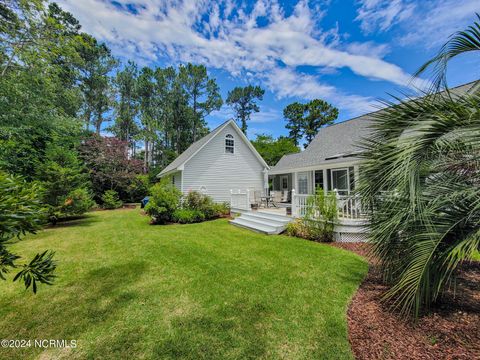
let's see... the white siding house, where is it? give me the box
[158,120,269,203]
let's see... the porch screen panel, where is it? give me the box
[349,167,355,191]
[314,170,324,191]
[326,169,332,190]
[332,169,348,195]
[298,173,308,194]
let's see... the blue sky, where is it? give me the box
[58,0,480,139]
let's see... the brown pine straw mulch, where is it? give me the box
[330,242,480,360]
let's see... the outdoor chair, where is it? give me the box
[252,190,262,209]
[272,191,282,207]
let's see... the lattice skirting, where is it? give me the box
[334,232,368,243]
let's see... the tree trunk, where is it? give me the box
[144,139,149,173]
[192,93,197,141]
[95,116,101,135]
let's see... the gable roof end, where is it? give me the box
[158,119,269,178]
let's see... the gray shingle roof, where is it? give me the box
[270,80,479,174]
[159,119,232,176]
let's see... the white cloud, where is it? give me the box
[57,0,416,111]
[355,0,415,34]
[399,0,480,48]
[355,0,480,49]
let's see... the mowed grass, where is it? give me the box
[0,208,367,360]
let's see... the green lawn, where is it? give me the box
[0,208,367,360]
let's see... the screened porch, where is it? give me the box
[268,165,363,219]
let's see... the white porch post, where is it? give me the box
[262,168,269,196]
[323,169,328,196]
[354,165,360,191]
[292,171,298,217]
[291,188,296,217]
[293,172,298,193]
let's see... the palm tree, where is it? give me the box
[415,13,480,90]
[359,16,480,318]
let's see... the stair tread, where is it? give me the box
[231,218,276,230]
[230,219,277,234]
[249,211,291,223]
[241,213,289,226]
[234,216,285,229]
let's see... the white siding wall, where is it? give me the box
[171,171,182,192]
[182,123,265,203]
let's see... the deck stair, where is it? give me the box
[230,210,292,235]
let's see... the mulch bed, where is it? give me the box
[330,242,480,360]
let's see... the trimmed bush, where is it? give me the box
[102,190,123,209]
[51,188,95,223]
[183,191,230,219]
[211,202,230,217]
[286,189,337,242]
[145,180,182,224]
[183,191,215,217]
[172,209,205,224]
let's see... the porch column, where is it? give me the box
[292,172,298,193]
[323,169,328,196]
[354,165,360,191]
[309,171,314,194]
[262,168,269,195]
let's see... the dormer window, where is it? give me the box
[225,134,234,154]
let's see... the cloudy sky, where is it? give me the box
[57,0,480,138]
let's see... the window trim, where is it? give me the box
[225,133,235,154]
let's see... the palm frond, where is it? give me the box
[359,90,480,318]
[414,13,480,91]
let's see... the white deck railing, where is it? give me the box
[230,189,250,210]
[292,190,365,220]
[291,191,309,217]
[336,194,364,219]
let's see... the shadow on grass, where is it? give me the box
[153,300,270,360]
[0,261,148,356]
[47,214,101,229]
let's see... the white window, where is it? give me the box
[298,172,308,194]
[225,134,234,154]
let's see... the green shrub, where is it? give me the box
[37,144,94,222]
[172,209,205,224]
[286,189,337,242]
[303,188,337,242]
[101,190,123,209]
[126,174,150,202]
[184,191,212,214]
[211,202,230,217]
[59,188,96,218]
[0,171,56,293]
[145,179,182,224]
[182,192,230,220]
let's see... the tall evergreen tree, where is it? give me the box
[283,102,305,146]
[303,99,338,146]
[137,67,157,172]
[78,35,117,134]
[112,61,139,151]
[179,63,222,141]
[282,99,338,148]
[226,85,264,134]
